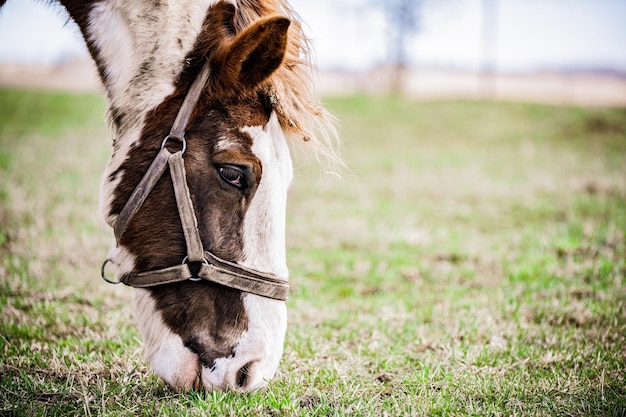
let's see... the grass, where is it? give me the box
[1,87,625,416]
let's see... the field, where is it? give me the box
[1,88,625,416]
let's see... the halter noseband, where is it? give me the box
[100,60,289,301]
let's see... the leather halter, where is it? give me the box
[100,60,289,301]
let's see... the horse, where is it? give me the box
[19,0,338,392]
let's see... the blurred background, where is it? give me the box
[1,2,625,413]
[0,0,625,106]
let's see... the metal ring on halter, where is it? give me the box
[101,257,122,284]
[161,134,187,154]
[182,256,210,282]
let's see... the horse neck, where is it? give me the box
[62,0,217,135]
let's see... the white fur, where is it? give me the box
[200,112,293,391]
[88,0,216,116]
[134,289,200,391]
[104,246,138,281]
[99,123,143,228]
[215,136,241,152]
[240,112,293,278]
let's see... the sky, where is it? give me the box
[1,0,625,72]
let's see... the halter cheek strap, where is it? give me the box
[114,147,204,262]
[101,60,289,301]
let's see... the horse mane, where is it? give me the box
[232,0,342,168]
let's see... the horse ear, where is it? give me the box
[211,15,291,94]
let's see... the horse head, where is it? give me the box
[113,4,290,391]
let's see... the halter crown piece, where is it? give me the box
[100,60,290,301]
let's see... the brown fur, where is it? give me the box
[210,15,290,95]
[178,2,291,100]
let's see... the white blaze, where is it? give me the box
[240,111,293,278]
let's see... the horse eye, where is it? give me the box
[217,165,245,188]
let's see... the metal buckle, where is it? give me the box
[101,257,122,284]
[161,134,187,154]
[182,256,209,282]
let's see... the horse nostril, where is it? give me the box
[236,361,253,388]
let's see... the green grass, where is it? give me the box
[1,88,625,416]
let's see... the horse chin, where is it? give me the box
[132,288,287,392]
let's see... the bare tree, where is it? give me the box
[480,0,499,98]
[367,0,423,93]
